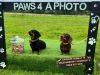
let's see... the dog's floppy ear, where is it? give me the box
[28,30,33,36]
[68,36,72,43]
[32,30,41,39]
[60,35,63,41]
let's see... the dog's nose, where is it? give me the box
[63,38,66,40]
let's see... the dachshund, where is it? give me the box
[60,33,72,54]
[29,29,46,54]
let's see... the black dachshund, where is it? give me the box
[29,29,46,54]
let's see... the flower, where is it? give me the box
[88,49,91,52]
[91,13,94,16]
[0,27,2,32]
[0,48,4,53]
[88,68,91,71]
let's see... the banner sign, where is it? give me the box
[3,2,91,11]
[0,1,100,75]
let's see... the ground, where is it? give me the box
[0,13,100,75]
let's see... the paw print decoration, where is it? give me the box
[88,37,96,45]
[0,62,6,68]
[91,27,96,33]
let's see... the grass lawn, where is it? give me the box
[0,13,100,75]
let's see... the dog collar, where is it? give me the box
[63,43,68,45]
[31,38,39,42]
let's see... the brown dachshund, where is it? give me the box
[60,33,72,54]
